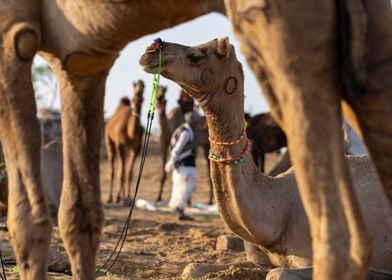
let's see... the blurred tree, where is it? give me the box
[32,62,58,109]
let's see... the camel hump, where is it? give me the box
[120,97,131,106]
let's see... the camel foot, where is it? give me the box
[115,196,121,204]
[155,197,162,203]
[106,197,113,204]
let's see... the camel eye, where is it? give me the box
[187,54,203,64]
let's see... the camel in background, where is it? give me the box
[105,80,145,204]
[246,112,287,172]
[140,37,392,280]
[156,86,213,204]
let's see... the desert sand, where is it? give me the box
[0,139,280,279]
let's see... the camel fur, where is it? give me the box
[139,38,392,278]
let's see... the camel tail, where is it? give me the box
[338,0,368,97]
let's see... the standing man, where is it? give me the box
[165,111,199,221]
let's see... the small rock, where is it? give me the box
[158,222,179,231]
[216,235,244,251]
[182,263,229,279]
[48,248,70,273]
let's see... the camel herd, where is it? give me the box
[0,1,391,280]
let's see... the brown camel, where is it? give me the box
[246,112,287,172]
[105,80,145,204]
[140,38,392,279]
[0,1,225,278]
[156,86,214,204]
[223,1,392,279]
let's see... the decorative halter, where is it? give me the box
[208,120,251,164]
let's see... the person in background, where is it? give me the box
[165,111,199,221]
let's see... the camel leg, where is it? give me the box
[0,16,52,279]
[157,140,169,202]
[225,1,371,278]
[105,136,115,203]
[1,94,52,280]
[115,145,126,203]
[345,0,392,206]
[54,68,105,279]
[125,149,138,199]
[280,98,371,280]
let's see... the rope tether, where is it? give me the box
[97,38,163,276]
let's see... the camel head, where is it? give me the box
[178,90,195,114]
[156,86,167,110]
[120,97,131,106]
[132,79,145,108]
[133,79,145,96]
[139,38,244,117]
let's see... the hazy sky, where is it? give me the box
[36,13,270,129]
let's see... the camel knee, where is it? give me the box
[58,204,103,277]
[58,203,104,249]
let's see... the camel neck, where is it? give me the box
[199,88,289,245]
[205,98,246,160]
[131,101,142,118]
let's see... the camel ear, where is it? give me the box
[217,37,231,58]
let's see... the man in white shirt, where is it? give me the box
[165,111,199,220]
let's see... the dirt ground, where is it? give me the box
[0,139,281,279]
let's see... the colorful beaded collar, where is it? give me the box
[208,122,250,165]
[208,138,251,164]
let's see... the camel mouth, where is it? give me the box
[139,54,159,73]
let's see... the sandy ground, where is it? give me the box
[0,139,281,279]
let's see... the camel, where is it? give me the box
[246,112,287,172]
[222,1,392,279]
[0,1,225,278]
[156,86,214,204]
[139,38,392,278]
[104,80,145,204]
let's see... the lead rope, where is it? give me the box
[97,38,163,276]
